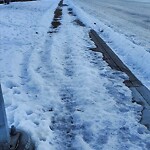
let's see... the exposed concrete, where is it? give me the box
[89,29,150,130]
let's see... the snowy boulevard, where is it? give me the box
[0,0,150,149]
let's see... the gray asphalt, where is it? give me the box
[73,0,150,51]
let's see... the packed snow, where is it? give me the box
[0,0,150,149]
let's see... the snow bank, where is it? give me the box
[70,0,150,90]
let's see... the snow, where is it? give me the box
[71,0,150,90]
[0,0,150,149]
[129,0,150,2]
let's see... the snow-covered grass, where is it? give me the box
[0,0,60,149]
[0,0,150,149]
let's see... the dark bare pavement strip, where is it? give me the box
[89,29,150,130]
[0,0,35,4]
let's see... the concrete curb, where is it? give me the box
[89,29,150,130]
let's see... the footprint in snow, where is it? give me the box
[5,81,19,89]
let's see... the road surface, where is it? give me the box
[73,0,150,52]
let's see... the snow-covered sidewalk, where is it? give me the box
[0,0,150,149]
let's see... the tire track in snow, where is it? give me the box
[49,9,78,148]
[45,2,90,149]
[19,1,61,100]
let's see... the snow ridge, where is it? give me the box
[69,0,150,90]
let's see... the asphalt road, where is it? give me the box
[73,0,150,51]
